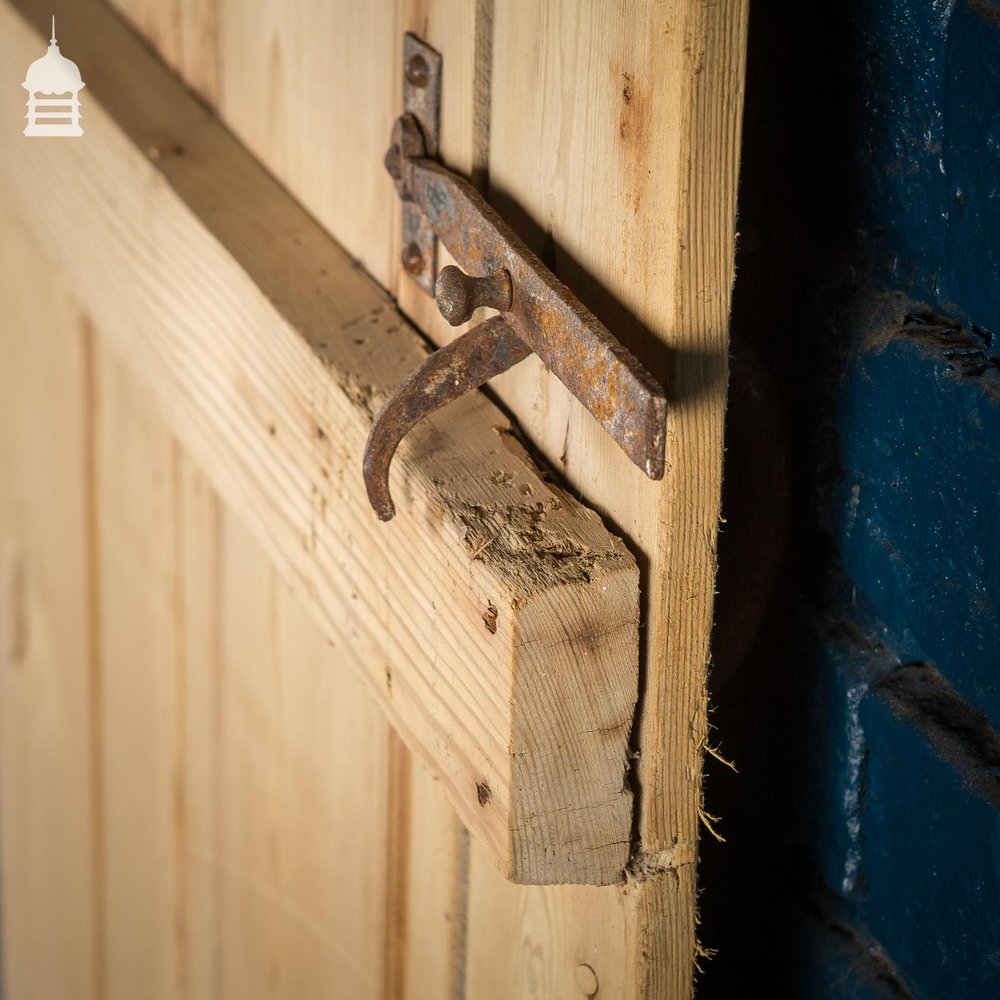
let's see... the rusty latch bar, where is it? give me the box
[365,34,667,521]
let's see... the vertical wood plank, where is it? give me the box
[399,764,471,1000]
[217,0,398,286]
[106,0,219,104]
[630,7,749,993]
[465,841,631,1000]
[203,512,391,1000]
[173,458,223,1000]
[93,335,184,1000]
[0,211,100,1000]
[91,336,398,1000]
[465,2,748,996]
[384,730,412,1000]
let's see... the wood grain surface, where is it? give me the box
[0,0,642,888]
[1,0,747,993]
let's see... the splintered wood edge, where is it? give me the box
[0,0,639,885]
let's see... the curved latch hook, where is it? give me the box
[363,316,530,520]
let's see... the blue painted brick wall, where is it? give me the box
[701,1,1000,996]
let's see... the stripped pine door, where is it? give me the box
[0,0,747,996]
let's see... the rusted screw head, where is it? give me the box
[406,53,429,89]
[435,265,513,326]
[402,242,425,275]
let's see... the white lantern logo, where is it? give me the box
[22,16,85,137]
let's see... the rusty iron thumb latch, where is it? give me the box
[363,35,667,521]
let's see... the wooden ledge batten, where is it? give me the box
[0,0,640,885]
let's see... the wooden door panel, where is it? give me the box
[0,214,450,1000]
[1,0,643,889]
[1,0,747,994]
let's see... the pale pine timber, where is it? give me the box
[0,209,101,1000]
[0,223,401,1000]
[0,206,442,999]
[479,5,749,996]
[108,0,749,993]
[0,0,640,887]
[106,0,219,105]
[21,0,748,992]
[87,346,394,999]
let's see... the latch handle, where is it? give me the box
[363,316,530,520]
[365,36,667,521]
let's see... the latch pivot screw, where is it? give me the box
[402,242,425,275]
[406,53,429,89]
[435,265,513,326]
